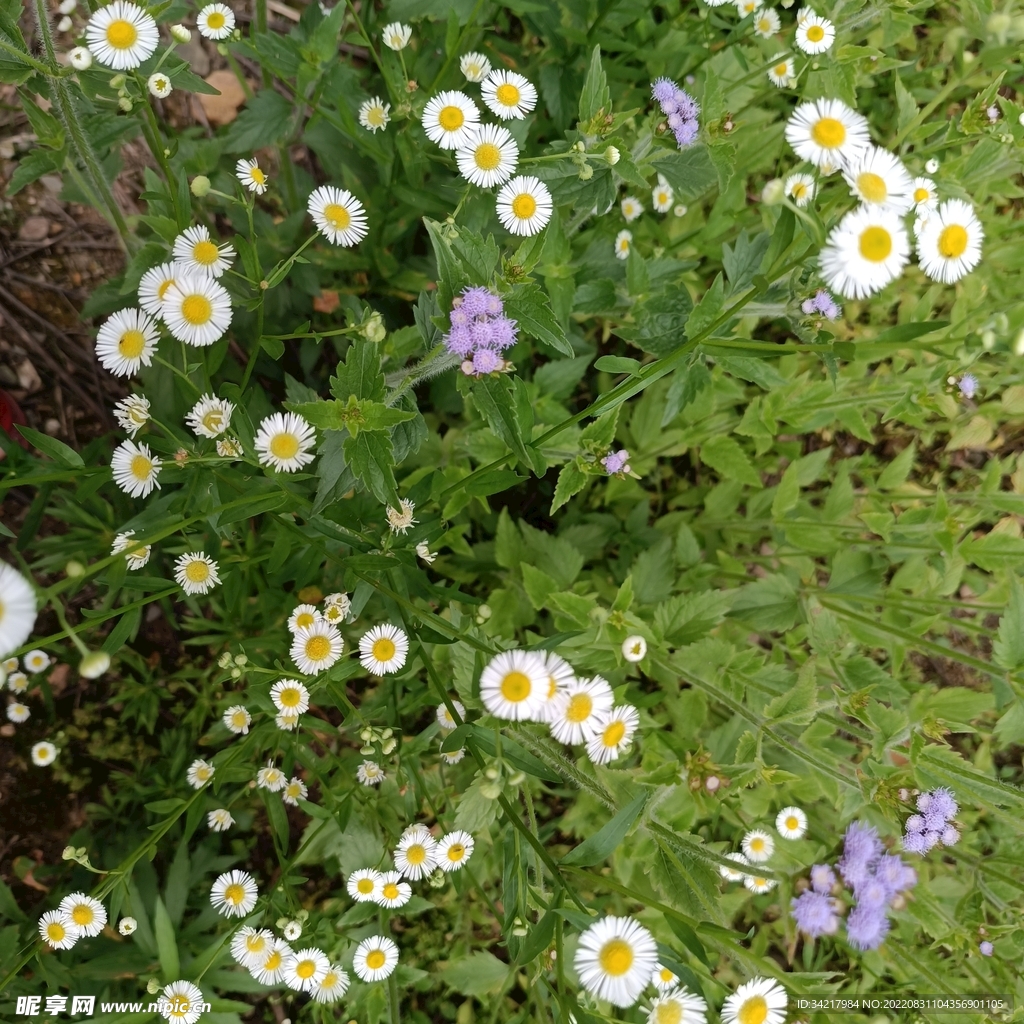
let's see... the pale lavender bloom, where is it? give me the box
[460,286,492,317]
[651,77,676,104]
[483,293,503,317]
[470,320,496,349]
[802,288,841,320]
[490,317,518,350]
[791,890,840,937]
[905,814,926,834]
[958,374,979,399]
[838,822,882,891]
[980,940,993,956]
[922,829,943,851]
[926,788,958,820]
[652,77,699,149]
[940,825,960,846]
[902,830,928,855]
[916,791,933,812]
[602,449,631,475]
[809,864,836,894]
[857,878,890,909]
[446,324,475,356]
[846,904,890,951]
[875,854,916,895]
[472,348,503,374]
[444,286,518,366]
[674,120,699,147]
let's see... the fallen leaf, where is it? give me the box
[313,289,340,313]
[199,70,247,126]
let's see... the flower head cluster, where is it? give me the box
[790,865,841,938]
[38,892,107,951]
[801,288,842,320]
[651,77,700,149]
[902,788,960,853]
[601,449,631,475]
[444,286,519,377]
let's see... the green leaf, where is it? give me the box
[699,435,761,488]
[424,218,463,312]
[993,576,1024,671]
[504,282,573,357]
[662,362,711,426]
[664,918,711,968]
[0,877,27,922]
[578,44,611,122]
[771,461,800,518]
[731,574,800,632]
[153,896,180,982]
[217,492,288,525]
[288,397,415,436]
[722,230,771,294]
[561,791,647,866]
[550,460,588,513]
[263,789,291,851]
[451,228,499,284]
[764,658,818,724]
[16,425,84,468]
[344,430,400,506]
[579,408,620,448]
[516,910,557,965]
[222,89,293,153]
[472,373,534,468]
[101,606,141,655]
[877,442,916,490]
[330,339,386,402]
[620,285,693,357]
[522,563,559,609]
[594,355,640,375]
[686,273,725,340]
[650,146,718,200]
[440,951,510,997]
[8,147,66,195]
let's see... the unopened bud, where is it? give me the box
[65,559,86,577]
[479,779,502,799]
[578,162,594,181]
[79,650,111,679]
[109,73,125,88]
[603,145,620,165]
[485,766,500,780]
[191,175,211,197]
[363,312,386,342]
[170,23,191,43]
[146,979,160,995]
[118,97,133,112]
[761,178,785,205]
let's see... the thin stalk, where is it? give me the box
[387,968,401,1024]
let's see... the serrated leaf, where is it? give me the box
[330,339,385,402]
[993,577,1024,671]
[764,658,818,723]
[504,281,573,357]
[700,435,761,487]
[288,397,415,436]
[344,430,399,506]
[686,272,725,340]
[551,460,588,513]
[578,44,611,122]
[440,951,510,997]
[472,373,534,467]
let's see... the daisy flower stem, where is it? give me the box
[51,599,90,658]
[386,967,402,1024]
[341,0,390,96]
[149,42,177,75]
[518,151,579,165]
[226,49,257,99]
[427,0,485,91]
[134,84,182,222]
[785,200,826,246]
[523,784,546,897]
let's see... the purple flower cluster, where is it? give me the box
[801,288,842,321]
[958,373,979,400]
[651,77,700,149]
[444,286,519,377]
[903,788,959,854]
[791,864,840,938]
[602,449,631,475]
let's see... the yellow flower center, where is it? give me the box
[495,83,520,107]
[475,142,502,170]
[270,432,300,460]
[296,959,316,979]
[811,116,845,148]
[322,971,338,989]
[202,409,224,432]
[72,905,93,926]
[858,225,892,262]
[224,883,246,904]
[181,294,213,325]
[659,968,675,983]
[192,239,220,265]
[786,815,800,830]
[500,670,531,702]
[279,687,301,707]
[598,938,633,976]
[738,995,769,1024]
[857,171,888,203]
[119,329,146,358]
[366,949,386,970]
[603,719,626,747]
[372,637,396,662]
[438,105,464,131]
[447,843,465,861]
[185,560,209,583]
[265,950,282,970]
[511,193,536,219]
[158,277,175,300]
[357,877,375,894]
[913,187,930,203]
[791,182,808,199]
[207,11,226,29]
[750,837,765,852]
[232,711,248,727]
[246,934,266,952]
[806,23,825,41]
[323,203,350,230]
[106,18,137,48]
[406,843,427,864]
[368,105,387,125]
[382,883,399,899]
[938,223,968,258]
[295,611,316,628]
[47,922,67,941]
[130,454,152,480]
[654,1002,683,1024]
[565,692,592,723]
[774,62,789,76]
[250,166,266,184]
[305,634,331,661]
[169,997,191,1014]
[757,16,770,30]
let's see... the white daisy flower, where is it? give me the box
[375,870,412,908]
[549,675,614,745]
[795,11,834,53]
[7,672,28,693]
[85,0,158,70]
[621,635,647,663]
[479,649,548,720]
[147,72,172,98]
[358,97,391,133]
[457,123,519,188]
[290,620,344,675]
[652,963,678,991]
[785,98,869,168]
[232,926,274,969]
[282,920,302,941]
[614,229,633,260]
[767,55,795,88]
[357,760,385,786]
[722,978,787,1024]
[735,0,762,14]
[172,224,233,279]
[359,623,409,676]
[436,830,474,872]
[352,935,399,982]
[741,829,775,862]
[586,704,640,765]
[744,872,777,891]
[621,196,644,222]
[574,915,659,1008]
[254,411,316,472]
[460,51,491,82]
[210,869,258,917]
[118,917,137,935]
[236,157,269,194]
[437,699,466,730]
[313,964,350,1004]
[271,678,310,715]
[138,261,185,319]
[347,868,383,902]
[307,183,369,247]
[250,939,291,985]
[275,710,300,731]
[186,394,235,439]
[820,206,910,299]
[223,705,251,734]
[440,745,465,764]
[394,825,438,881]
[796,6,812,23]
[753,7,780,36]
[287,604,321,633]
[422,90,481,149]
[282,776,308,806]
[648,988,709,1024]
[481,69,537,120]
[159,980,205,1024]
[257,762,287,791]
[7,701,30,723]
[186,758,214,788]
[386,498,417,533]
[23,650,50,674]
[925,157,940,174]
[651,178,675,213]
[843,145,913,212]
[58,892,106,937]
[915,198,983,284]
[719,851,751,881]
[537,652,575,720]
[162,275,233,347]
[783,172,815,207]
[68,45,92,69]
[113,394,150,436]
[216,437,242,458]
[95,307,158,376]
[31,741,58,766]
[208,808,234,831]
[775,806,807,839]
[196,2,234,39]
[110,440,161,499]
[174,552,220,596]
[324,591,351,614]
[39,910,80,949]
[496,174,553,236]
[381,21,411,50]
[910,176,938,210]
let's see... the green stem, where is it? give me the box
[387,968,401,1024]
[428,0,486,91]
[135,84,181,222]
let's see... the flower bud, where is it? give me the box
[57,16,73,32]
[109,73,125,88]
[603,145,620,165]
[65,559,86,577]
[146,979,160,995]
[577,162,594,181]
[485,766,500,780]
[761,177,785,205]
[190,174,211,197]
[62,845,76,860]
[479,779,502,799]
[363,312,386,342]
[170,23,191,43]
[79,650,110,679]
[118,96,133,112]
[118,917,137,936]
